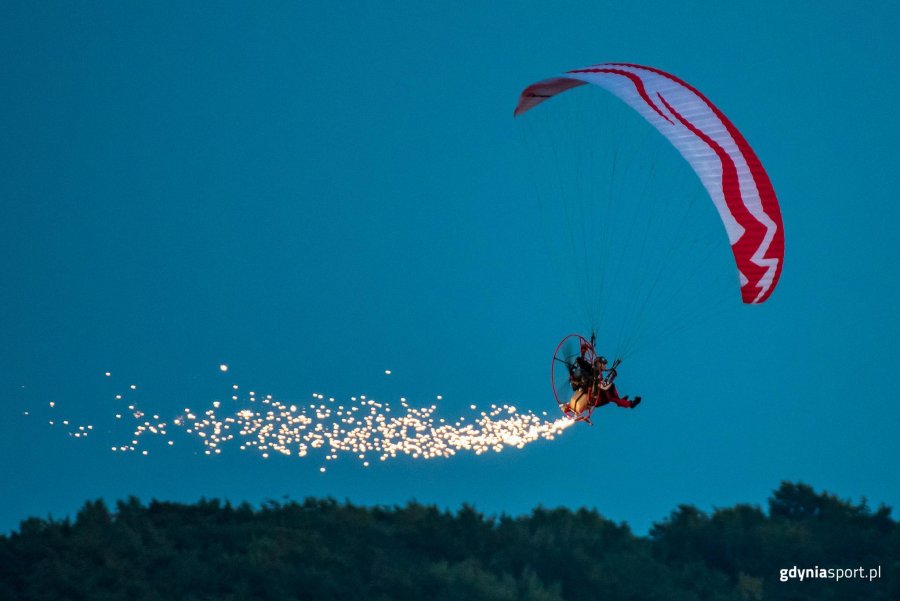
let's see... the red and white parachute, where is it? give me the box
[515,62,784,303]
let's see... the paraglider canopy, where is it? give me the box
[515,62,784,304]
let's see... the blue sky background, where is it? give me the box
[2,0,899,534]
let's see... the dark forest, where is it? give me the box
[2,482,897,600]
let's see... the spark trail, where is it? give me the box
[40,370,574,471]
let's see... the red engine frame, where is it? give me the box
[551,333,601,425]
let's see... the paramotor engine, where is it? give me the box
[551,334,606,424]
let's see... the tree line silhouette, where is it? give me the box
[1,482,897,600]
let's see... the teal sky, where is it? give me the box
[2,0,899,533]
